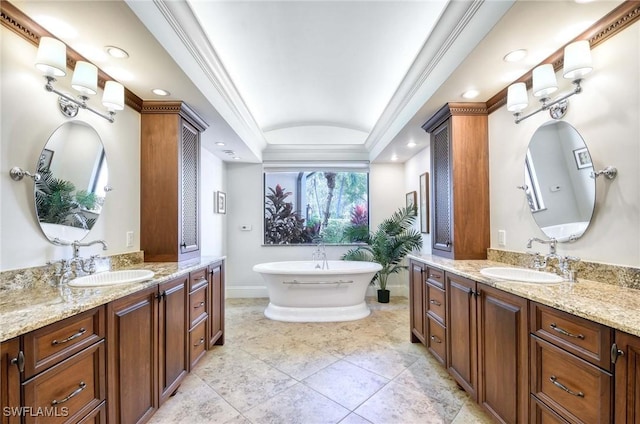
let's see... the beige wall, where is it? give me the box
[488,24,640,267]
[0,27,225,271]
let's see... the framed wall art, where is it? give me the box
[216,191,226,214]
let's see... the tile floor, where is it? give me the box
[148,297,493,424]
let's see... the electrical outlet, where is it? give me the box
[498,230,506,246]
[126,231,134,247]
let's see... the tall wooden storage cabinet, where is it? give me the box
[141,101,208,262]
[421,103,489,259]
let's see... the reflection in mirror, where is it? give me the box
[524,121,594,242]
[34,121,109,244]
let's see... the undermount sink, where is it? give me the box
[68,269,155,288]
[479,267,563,284]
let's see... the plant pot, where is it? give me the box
[377,289,390,303]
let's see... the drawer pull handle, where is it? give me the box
[549,376,584,397]
[51,382,86,405]
[194,337,205,347]
[10,351,25,373]
[52,328,86,345]
[429,299,441,306]
[194,301,205,309]
[550,323,584,339]
[430,335,442,344]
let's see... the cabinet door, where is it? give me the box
[446,272,477,400]
[409,261,425,344]
[1,338,21,424]
[614,331,640,424]
[431,120,452,256]
[478,284,529,424]
[158,276,188,404]
[107,286,158,424]
[208,263,225,348]
[179,119,200,257]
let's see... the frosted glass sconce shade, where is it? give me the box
[71,61,98,95]
[507,83,528,112]
[532,64,558,98]
[102,81,125,111]
[35,37,67,77]
[563,40,592,80]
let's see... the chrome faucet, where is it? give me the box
[72,239,108,258]
[526,237,557,256]
[312,241,329,270]
[49,239,107,285]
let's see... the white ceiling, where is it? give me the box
[11,0,623,163]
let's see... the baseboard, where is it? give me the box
[226,284,407,298]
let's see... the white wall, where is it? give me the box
[1,28,141,271]
[489,24,640,267]
[404,145,432,254]
[200,146,226,258]
[225,162,405,297]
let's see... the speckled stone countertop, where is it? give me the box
[408,253,640,338]
[0,256,225,342]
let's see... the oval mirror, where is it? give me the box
[524,121,595,242]
[34,121,109,244]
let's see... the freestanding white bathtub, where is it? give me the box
[252,260,382,322]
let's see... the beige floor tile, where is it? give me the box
[147,373,239,424]
[338,413,372,424]
[450,399,496,424]
[243,383,350,424]
[341,339,423,379]
[354,380,448,424]
[302,360,389,410]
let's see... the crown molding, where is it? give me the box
[486,1,640,114]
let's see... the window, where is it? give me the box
[263,169,369,245]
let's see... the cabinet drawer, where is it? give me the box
[426,267,444,287]
[189,267,208,292]
[531,336,612,423]
[530,302,613,370]
[23,307,105,379]
[426,317,446,366]
[77,401,106,424]
[426,282,445,324]
[189,320,207,368]
[530,395,570,424]
[189,284,208,328]
[22,341,105,424]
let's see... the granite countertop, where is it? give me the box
[0,256,224,342]
[408,253,640,338]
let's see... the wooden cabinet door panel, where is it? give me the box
[446,272,477,400]
[478,285,528,424]
[158,276,188,404]
[615,331,640,424]
[107,286,158,424]
[409,261,425,344]
[1,338,22,424]
[208,263,224,347]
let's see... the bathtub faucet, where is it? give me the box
[312,241,329,270]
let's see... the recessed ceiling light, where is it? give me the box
[105,46,129,59]
[391,154,399,161]
[152,88,170,96]
[503,49,527,63]
[215,141,226,146]
[407,141,417,148]
[462,90,480,99]
[233,156,241,160]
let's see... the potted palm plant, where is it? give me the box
[342,206,422,303]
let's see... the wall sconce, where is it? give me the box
[507,40,592,124]
[35,37,124,123]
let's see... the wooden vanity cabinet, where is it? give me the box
[409,260,426,344]
[188,267,208,369]
[425,266,446,366]
[614,330,640,423]
[1,338,21,424]
[530,302,613,424]
[208,261,225,348]
[107,285,158,424]
[141,101,208,262]
[158,275,189,404]
[445,272,529,423]
[421,103,489,260]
